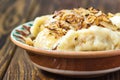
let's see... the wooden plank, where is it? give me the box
[0,38,16,80]
[0,0,36,79]
[3,48,37,80]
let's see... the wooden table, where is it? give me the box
[1,0,120,80]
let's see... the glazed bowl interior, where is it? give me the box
[10,21,120,58]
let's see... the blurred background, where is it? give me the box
[0,0,120,49]
[0,0,120,79]
[0,0,120,48]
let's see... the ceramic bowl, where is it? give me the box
[10,22,120,77]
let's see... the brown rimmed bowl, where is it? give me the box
[10,22,120,78]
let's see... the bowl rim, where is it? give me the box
[10,22,120,58]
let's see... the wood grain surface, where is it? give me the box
[0,0,36,79]
[3,48,120,80]
[0,0,120,80]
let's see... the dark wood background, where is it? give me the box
[0,0,120,80]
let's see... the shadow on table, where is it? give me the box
[38,69,117,80]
